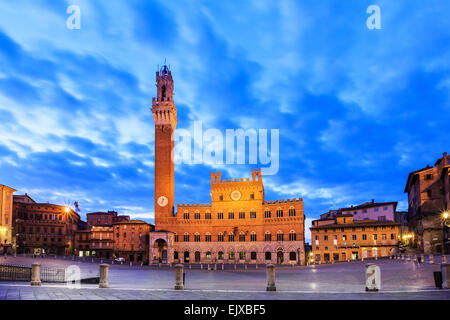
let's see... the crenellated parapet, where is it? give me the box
[177,203,212,208]
[263,198,303,205]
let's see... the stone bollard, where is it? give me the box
[31,263,41,286]
[92,258,94,263]
[407,255,411,261]
[430,255,434,264]
[174,264,184,290]
[365,263,381,292]
[215,264,217,271]
[200,263,203,270]
[207,264,210,270]
[256,263,258,269]
[443,256,447,263]
[245,264,248,270]
[421,255,424,263]
[189,264,192,270]
[99,264,109,288]
[234,263,237,270]
[375,256,378,261]
[100,259,103,264]
[222,264,224,270]
[441,263,450,289]
[266,264,276,291]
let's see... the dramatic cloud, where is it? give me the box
[0,0,449,241]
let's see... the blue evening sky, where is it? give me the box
[0,1,449,242]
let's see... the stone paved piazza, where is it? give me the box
[0,255,449,300]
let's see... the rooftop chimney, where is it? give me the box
[371,199,375,203]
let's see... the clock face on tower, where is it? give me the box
[230,190,242,201]
[157,196,168,207]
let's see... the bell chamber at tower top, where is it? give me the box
[155,64,174,103]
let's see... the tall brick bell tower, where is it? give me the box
[151,65,177,230]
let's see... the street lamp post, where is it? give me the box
[442,211,449,255]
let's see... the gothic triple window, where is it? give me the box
[276,208,283,217]
[194,211,200,220]
[277,231,284,241]
[264,209,271,218]
[288,207,296,217]
[289,230,296,241]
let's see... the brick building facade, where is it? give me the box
[13,195,81,255]
[405,152,450,254]
[310,215,400,263]
[75,212,153,262]
[0,184,15,254]
[149,66,305,265]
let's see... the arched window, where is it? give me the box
[183,233,189,242]
[277,230,284,241]
[217,211,223,219]
[265,231,271,242]
[265,251,272,260]
[289,207,296,217]
[205,211,211,219]
[251,252,257,260]
[205,232,211,242]
[239,232,246,242]
[250,209,256,219]
[174,233,179,242]
[276,208,283,218]
[264,208,271,218]
[194,233,200,242]
[183,211,189,220]
[239,210,245,219]
[228,210,234,219]
[228,233,235,242]
[289,230,296,241]
[206,251,212,260]
[218,251,224,260]
[239,252,245,260]
[218,232,224,242]
[250,231,257,242]
[174,251,179,260]
[194,211,200,220]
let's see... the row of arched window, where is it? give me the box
[182,207,297,220]
[173,250,298,262]
[174,230,298,242]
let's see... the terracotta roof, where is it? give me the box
[310,220,401,230]
[340,201,397,211]
[113,219,153,225]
